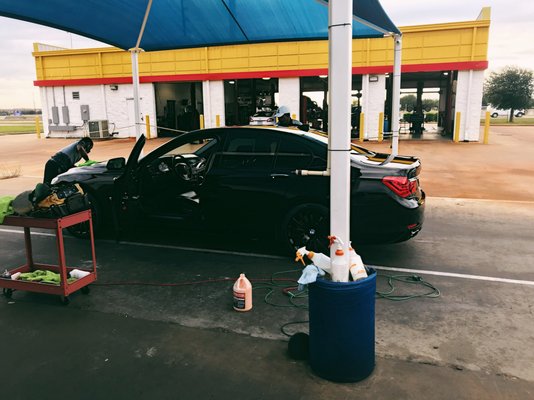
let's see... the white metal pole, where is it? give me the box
[131,49,142,141]
[129,0,152,142]
[391,34,402,156]
[328,0,352,282]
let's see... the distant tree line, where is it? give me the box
[0,109,42,116]
[399,95,438,112]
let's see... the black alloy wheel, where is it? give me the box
[282,203,330,254]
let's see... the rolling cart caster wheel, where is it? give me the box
[2,288,13,299]
[81,286,90,294]
[60,296,70,305]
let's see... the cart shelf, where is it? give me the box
[0,210,97,303]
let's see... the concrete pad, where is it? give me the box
[1,299,532,400]
[1,127,534,397]
[1,229,534,398]
[1,125,534,200]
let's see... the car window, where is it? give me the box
[164,138,216,156]
[275,136,314,170]
[214,131,278,170]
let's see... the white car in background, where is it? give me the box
[249,110,276,126]
[487,108,525,118]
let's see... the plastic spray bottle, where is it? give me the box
[349,242,368,281]
[296,247,331,274]
[330,237,349,282]
[233,273,252,312]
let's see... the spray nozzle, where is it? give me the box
[328,235,336,247]
[328,235,344,248]
[295,247,308,266]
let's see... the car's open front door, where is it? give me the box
[111,135,146,237]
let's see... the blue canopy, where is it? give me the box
[0,0,402,280]
[0,0,399,51]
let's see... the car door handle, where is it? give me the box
[271,173,289,179]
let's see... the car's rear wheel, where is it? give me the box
[491,113,498,118]
[67,193,100,239]
[281,203,329,254]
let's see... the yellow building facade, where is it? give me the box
[34,8,490,141]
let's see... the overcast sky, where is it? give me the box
[0,0,532,109]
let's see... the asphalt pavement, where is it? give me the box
[1,127,534,399]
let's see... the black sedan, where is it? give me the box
[53,126,425,252]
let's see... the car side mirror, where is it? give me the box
[106,157,126,170]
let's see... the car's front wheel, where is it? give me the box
[281,203,330,254]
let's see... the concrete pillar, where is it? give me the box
[277,77,301,120]
[361,74,386,140]
[202,80,225,128]
[454,70,485,141]
[40,87,50,137]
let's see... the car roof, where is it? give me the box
[210,125,376,156]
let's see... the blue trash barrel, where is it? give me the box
[308,268,376,382]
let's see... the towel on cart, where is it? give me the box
[0,196,15,224]
[20,270,76,285]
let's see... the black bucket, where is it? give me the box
[308,268,376,382]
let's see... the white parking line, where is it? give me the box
[0,228,56,238]
[0,228,284,260]
[370,265,534,287]
[429,196,534,205]
[114,239,285,260]
[2,228,534,286]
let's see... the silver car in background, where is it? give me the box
[249,110,276,126]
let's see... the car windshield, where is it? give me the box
[253,112,274,117]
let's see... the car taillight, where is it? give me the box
[382,176,417,198]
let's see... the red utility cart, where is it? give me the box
[0,210,97,304]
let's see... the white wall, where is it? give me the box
[361,74,386,140]
[277,77,300,120]
[38,70,485,142]
[202,80,225,128]
[454,70,484,141]
[40,83,156,138]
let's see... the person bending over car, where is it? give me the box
[43,137,93,185]
[275,105,309,131]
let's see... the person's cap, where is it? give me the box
[274,105,290,118]
[80,137,94,151]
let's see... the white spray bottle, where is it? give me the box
[330,237,349,282]
[349,242,367,281]
[295,247,331,274]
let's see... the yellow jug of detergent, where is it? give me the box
[233,273,252,312]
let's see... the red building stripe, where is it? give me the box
[34,60,488,86]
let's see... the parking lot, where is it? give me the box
[1,126,533,399]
